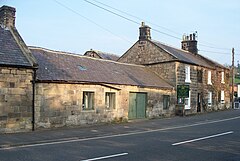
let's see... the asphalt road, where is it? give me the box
[0,110,240,161]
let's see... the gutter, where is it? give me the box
[32,68,37,131]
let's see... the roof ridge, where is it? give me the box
[29,46,145,68]
[151,40,226,69]
[151,39,191,54]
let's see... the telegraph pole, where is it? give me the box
[232,48,235,109]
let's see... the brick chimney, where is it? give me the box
[139,22,151,41]
[0,5,16,28]
[181,32,198,54]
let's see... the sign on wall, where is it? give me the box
[177,85,189,98]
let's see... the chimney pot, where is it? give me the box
[181,32,198,54]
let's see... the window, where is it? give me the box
[208,92,212,106]
[184,91,191,109]
[78,65,87,71]
[105,92,116,110]
[82,92,94,110]
[208,70,212,85]
[185,65,191,83]
[197,69,203,83]
[221,71,225,83]
[221,90,225,104]
[163,95,170,109]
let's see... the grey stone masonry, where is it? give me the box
[0,67,33,133]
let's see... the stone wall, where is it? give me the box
[35,83,175,129]
[147,62,230,114]
[147,62,176,86]
[176,63,230,114]
[0,67,33,133]
[119,40,175,65]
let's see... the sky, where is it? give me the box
[1,0,240,65]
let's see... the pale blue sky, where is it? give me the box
[1,0,239,65]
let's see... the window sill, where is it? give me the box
[82,109,95,112]
[105,109,116,112]
[184,106,191,110]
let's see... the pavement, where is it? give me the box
[0,109,239,149]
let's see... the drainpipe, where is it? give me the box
[32,69,37,131]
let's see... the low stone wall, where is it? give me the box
[0,67,33,133]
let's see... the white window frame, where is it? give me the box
[82,91,95,110]
[208,91,212,106]
[221,90,225,104]
[184,91,191,109]
[105,92,116,110]
[185,65,191,83]
[208,70,212,85]
[221,71,225,83]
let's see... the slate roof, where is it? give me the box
[30,47,173,89]
[0,26,33,67]
[85,50,119,61]
[151,40,226,69]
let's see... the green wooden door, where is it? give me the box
[129,93,137,119]
[128,93,146,119]
[136,93,146,118]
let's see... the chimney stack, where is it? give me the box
[0,5,16,28]
[181,32,198,54]
[139,22,151,41]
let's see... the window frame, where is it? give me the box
[197,69,203,83]
[221,71,225,83]
[184,91,191,109]
[208,91,212,106]
[163,95,170,110]
[185,65,191,83]
[207,70,212,85]
[221,90,225,104]
[105,92,116,110]
[82,91,95,110]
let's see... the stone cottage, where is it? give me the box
[118,22,230,114]
[0,5,175,132]
[0,6,37,133]
[29,46,175,128]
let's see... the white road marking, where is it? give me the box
[81,152,128,161]
[172,131,234,146]
[1,116,240,150]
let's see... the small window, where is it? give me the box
[221,71,225,83]
[105,92,116,110]
[184,91,191,109]
[185,65,191,83]
[208,92,212,106]
[221,90,225,104]
[208,70,212,85]
[197,69,203,83]
[78,65,87,71]
[163,95,170,109]
[82,92,94,110]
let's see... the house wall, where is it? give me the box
[0,67,33,133]
[175,63,230,114]
[147,62,177,86]
[119,40,175,65]
[35,83,175,129]
[138,61,230,115]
